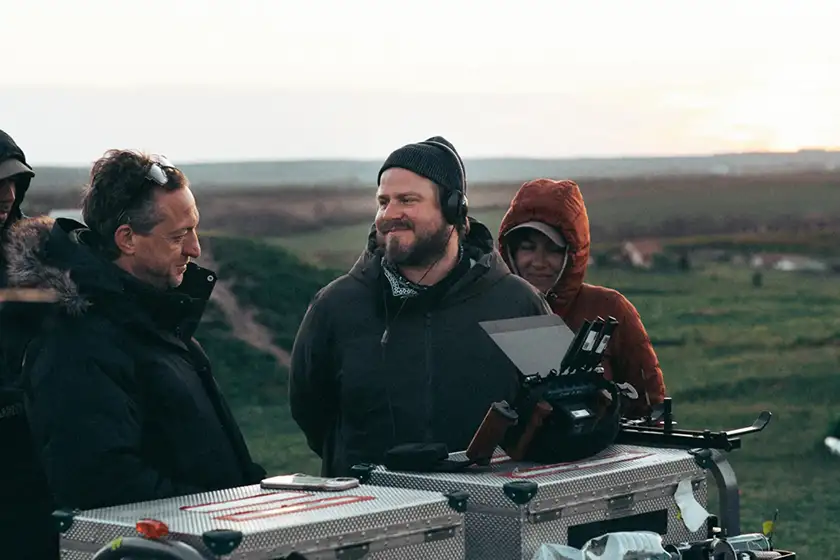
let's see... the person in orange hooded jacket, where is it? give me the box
[498,178,666,418]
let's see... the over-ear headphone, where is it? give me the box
[421,139,469,227]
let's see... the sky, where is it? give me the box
[2,0,839,165]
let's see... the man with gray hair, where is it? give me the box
[2,149,265,512]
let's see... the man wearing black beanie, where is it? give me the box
[290,135,553,477]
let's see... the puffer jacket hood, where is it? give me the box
[498,179,589,312]
[0,130,34,232]
[497,178,668,418]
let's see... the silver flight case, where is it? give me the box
[56,483,467,560]
[353,444,725,560]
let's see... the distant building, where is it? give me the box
[620,240,663,269]
[750,253,828,272]
[47,208,84,223]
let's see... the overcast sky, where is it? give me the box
[2,0,838,165]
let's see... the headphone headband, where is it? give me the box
[421,139,466,195]
[420,139,468,227]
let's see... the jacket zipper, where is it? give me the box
[185,339,253,478]
[424,312,434,442]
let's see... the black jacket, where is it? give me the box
[0,132,57,559]
[1,216,265,511]
[289,218,553,476]
[0,130,32,287]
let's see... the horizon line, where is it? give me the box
[26,147,840,168]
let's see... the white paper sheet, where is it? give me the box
[674,478,710,532]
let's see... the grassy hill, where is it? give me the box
[197,235,839,557]
[194,235,341,475]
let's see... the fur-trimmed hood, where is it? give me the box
[2,216,216,337]
[4,216,92,316]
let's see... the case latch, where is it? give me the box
[607,493,635,517]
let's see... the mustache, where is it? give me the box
[377,219,414,234]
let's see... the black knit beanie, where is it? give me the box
[377,136,466,195]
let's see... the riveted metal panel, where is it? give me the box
[59,484,465,559]
[363,444,709,559]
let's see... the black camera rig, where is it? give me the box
[617,397,772,453]
[470,315,623,463]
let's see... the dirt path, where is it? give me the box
[198,249,292,368]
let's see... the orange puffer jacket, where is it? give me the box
[498,178,667,418]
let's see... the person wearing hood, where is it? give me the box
[0,130,38,381]
[289,136,552,477]
[1,149,265,513]
[0,130,35,276]
[498,179,667,419]
[0,130,60,559]
[0,130,37,377]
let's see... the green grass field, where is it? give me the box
[198,235,839,557]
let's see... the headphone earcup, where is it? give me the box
[420,138,468,226]
[445,191,467,227]
[460,193,469,224]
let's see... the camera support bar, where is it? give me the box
[616,397,772,452]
